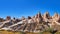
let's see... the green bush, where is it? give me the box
[19,31,26,34]
[43,27,57,34]
[39,31,43,34]
[55,32,60,34]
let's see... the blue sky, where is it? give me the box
[0,0,60,18]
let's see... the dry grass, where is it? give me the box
[0,30,20,34]
[0,30,60,34]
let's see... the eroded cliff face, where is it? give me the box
[0,12,60,32]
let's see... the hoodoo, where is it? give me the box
[0,12,60,32]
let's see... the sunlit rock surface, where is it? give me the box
[0,12,60,32]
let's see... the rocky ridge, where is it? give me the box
[0,12,60,32]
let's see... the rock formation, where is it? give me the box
[0,12,60,32]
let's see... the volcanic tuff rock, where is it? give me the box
[0,12,60,32]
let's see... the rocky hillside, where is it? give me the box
[0,12,60,32]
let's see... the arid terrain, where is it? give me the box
[0,12,60,34]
